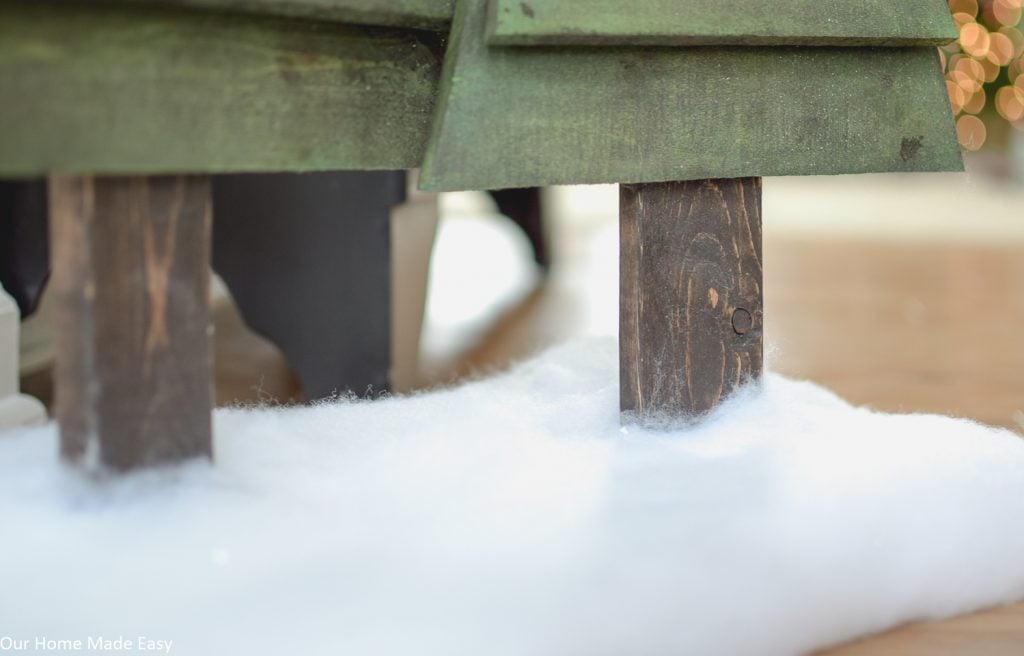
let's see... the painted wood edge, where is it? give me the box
[133,0,454,30]
[485,32,958,48]
[1,162,424,179]
[420,162,965,195]
[418,0,471,190]
[484,0,958,48]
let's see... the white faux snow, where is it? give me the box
[2,339,1023,655]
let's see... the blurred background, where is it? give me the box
[943,0,1023,157]
[16,0,1024,434]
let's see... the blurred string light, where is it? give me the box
[942,0,1024,150]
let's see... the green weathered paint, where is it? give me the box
[0,1,440,176]
[419,0,963,192]
[487,0,958,47]
[120,0,454,29]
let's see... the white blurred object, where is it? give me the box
[391,181,440,393]
[418,192,542,378]
[0,285,46,429]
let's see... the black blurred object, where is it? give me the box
[212,171,404,401]
[489,187,549,270]
[0,179,49,317]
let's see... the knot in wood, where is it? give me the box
[731,308,753,335]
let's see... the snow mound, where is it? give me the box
[2,338,1023,655]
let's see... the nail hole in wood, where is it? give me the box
[732,308,753,335]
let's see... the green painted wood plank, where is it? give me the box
[419,0,963,192]
[488,0,958,47]
[121,0,453,30]
[0,1,440,176]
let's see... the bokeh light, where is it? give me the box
[957,113,988,149]
[942,0,1024,149]
[995,0,1023,26]
[996,84,1024,120]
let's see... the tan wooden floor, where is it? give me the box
[20,192,1024,655]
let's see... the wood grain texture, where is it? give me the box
[620,178,763,420]
[419,0,962,192]
[487,0,958,47]
[119,0,453,29]
[0,1,440,176]
[49,175,213,471]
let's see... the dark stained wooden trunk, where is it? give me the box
[49,175,213,470]
[620,178,763,421]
